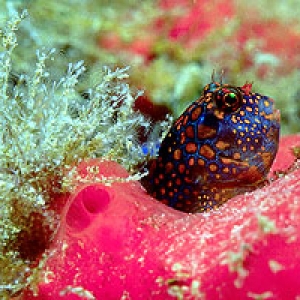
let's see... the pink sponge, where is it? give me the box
[23,135,300,299]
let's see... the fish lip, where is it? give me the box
[273,108,281,122]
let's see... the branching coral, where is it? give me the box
[0,11,153,298]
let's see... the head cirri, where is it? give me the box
[142,75,280,213]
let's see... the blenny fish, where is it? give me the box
[142,75,280,213]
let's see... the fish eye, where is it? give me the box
[224,92,238,105]
[214,88,242,112]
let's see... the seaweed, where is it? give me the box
[0,11,153,298]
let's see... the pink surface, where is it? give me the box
[23,135,300,299]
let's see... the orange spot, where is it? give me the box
[200,144,216,159]
[178,164,186,174]
[183,115,189,125]
[186,142,197,153]
[173,149,182,160]
[231,115,238,123]
[214,110,225,119]
[185,126,195,138]
[246,106,253,112]
[221,157,248,167]
[207,102,213,109]
[165,162,174,173]
[184,176,193,183]
[176,178,181,185]
[261,111,275,120]
[180,132,186,144]
[198,124,217,139]
[167,180,173,187]
[174,116,183,126]
[264,100,270,107]
[188,157,195,166]
[160,188,166,195]
[187,104,194,113]
[233,152,241,160]
[191,107,202,121]
[209,163,218,172]
[223,167,230,173]
[216,140,230,150]
[159,173,164,180]
[261,152,274,169]
[197,158,205,166]
[215,193,220,201]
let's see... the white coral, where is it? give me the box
[0,11,153,297]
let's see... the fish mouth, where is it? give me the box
[272,108,281,122]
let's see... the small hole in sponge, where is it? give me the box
[81,186,110,214]
[66,185,111,231]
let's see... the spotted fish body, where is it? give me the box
[142,80,280,213]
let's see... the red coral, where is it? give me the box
[22,135,300,299]
[233,18,300,76]
[99,1,300,77]
[160,0,235,46]
[98,0,235,61]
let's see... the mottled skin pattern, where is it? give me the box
[142,79,280,213]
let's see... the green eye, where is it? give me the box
[224,92,238,106]
[214,88,242,113]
